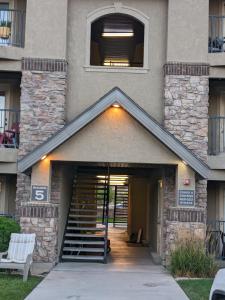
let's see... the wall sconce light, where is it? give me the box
[41,155,47,161]
[182,160,188,166]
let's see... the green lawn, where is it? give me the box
[178,279,213,300]
[0,274,42,300]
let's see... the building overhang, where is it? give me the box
[18,87,210,178]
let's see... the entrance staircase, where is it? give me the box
[61,170,109,263]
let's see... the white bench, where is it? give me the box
[0,233,36,281]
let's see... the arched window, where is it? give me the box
[90,14,144,68]
[85,4,149,72]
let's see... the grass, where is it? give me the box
[0,274,42,300]
[178,279,213,300]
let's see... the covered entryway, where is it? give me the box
[18,88,208,268]
[59,163,165,264]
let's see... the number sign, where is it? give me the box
[31,185,48,202]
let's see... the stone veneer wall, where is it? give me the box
[162,63,209,265]
[162,168,207,265]
[164,63,209,162]
[17,58,67,263]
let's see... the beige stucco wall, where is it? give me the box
[167,0,208,63]
[5,175,16,214]
[149,181,159,251]
[66,0,167,123]
[0,175,16,214]
[0,176,6,212]
[58,165,74,254]
[49,108,181,165]
[207,182,225,221]
[129,176,149,240]
[24,0,68,59]
[176,162,195,192]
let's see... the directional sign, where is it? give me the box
[178,190,195,206]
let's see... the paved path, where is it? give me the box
[26,228,188,300]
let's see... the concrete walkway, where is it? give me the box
[26,228,188,300]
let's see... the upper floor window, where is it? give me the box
[85,3,149,72]
[90,14,144,68]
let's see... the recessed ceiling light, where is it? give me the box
[102,32,134,37]
[112,103,120,108]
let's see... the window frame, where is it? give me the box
[84,3,150,74]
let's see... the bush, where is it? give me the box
[0,217,20,252]
[170,239,217,278]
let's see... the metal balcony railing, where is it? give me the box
[0,109,20,148]
[209,16,225,53]
[207,220,225,259]
[208,116,225,155]
[0,9,25,47]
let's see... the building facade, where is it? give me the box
[0,0,225,269]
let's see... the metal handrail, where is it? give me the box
[208,116,225,155]
[0,9,25,47]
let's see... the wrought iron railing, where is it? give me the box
[0,9,25,47]
[0,109,20,148]
[208,116,225,155]
[209,16,225,53]
[207,220,225,259]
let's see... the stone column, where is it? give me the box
[162,63,209,264]
[16,58,67,264]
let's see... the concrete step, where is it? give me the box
[65,233,105,238]
[66,226,105,231]
[70,208,97,213]
[64,240,105,245]
[63,247,104,253]
[69,214,97,218]
[62,255,104,261]
[68,220,99,224]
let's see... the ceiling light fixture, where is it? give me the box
[102,32,134,37]
[112,103,120,108]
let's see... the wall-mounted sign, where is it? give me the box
[31,185,48,202]
[178,190,195,206]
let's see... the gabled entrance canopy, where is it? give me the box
[18,88,209,178]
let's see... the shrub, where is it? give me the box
[0,217,20,252]
[170,239,217,278]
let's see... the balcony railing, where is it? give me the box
[0,9,25,48]
[0,109,20,148]
[209,16,225,53]
[208,116,225,155]
[207,220,225,259]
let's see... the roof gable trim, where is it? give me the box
[18,87,209,178]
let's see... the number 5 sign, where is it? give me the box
[31,185,48,202]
